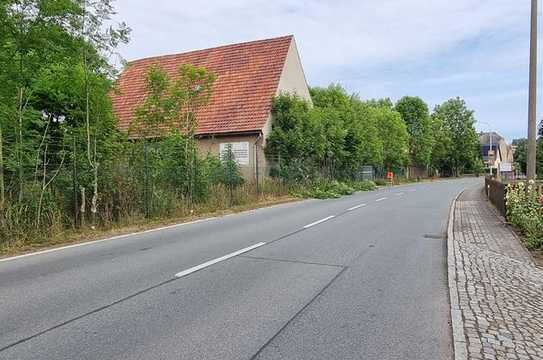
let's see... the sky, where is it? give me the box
[113,0,542,142]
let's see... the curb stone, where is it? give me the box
[447,190,468,360]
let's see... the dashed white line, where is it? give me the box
[408,189,417,192]
[347,204,367,211]
[303,216,335,229]
[174,242,266,278]
[375,197,388,202]
[395,192,405,196]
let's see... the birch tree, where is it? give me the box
[76,0,129,224]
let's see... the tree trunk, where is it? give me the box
[90,138,98,226]
[0,123,5,210]
[80,187,86,227]
[17,87,24,202]
[37,144,48,227]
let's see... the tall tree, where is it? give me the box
[432,97,479,176]
[77,0,130,224]
[131,64,215,215]
[1,0,81,201]
[395,96,433,167]
[373,106,409,170]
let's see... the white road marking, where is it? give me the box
[375,197,388,202]
[303,216,335,229]
[347,204,367,211]
[409,189,417,192]
[0,218,217,264]
[174,242,266,278]
[395,192,405,196]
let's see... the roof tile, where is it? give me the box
[111,36,293,136]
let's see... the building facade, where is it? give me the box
[111,35,311,181]
[479,132,514,176]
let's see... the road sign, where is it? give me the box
[500,162,512,172]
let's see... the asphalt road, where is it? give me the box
[0,178,481,360]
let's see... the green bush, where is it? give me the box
[349,180,377,191]
[375,179,388,186]
[506,181,543,249]
[294,180,377,199]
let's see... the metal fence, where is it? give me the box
[485,177,508,217]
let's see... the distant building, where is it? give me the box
[479,132,514,176]
[111,35,311,180]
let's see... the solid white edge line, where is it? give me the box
[0,218,217,264]
[347,204,367,211]
[174,242,267,278]
[303,215,335,229]
[375,197,387,202]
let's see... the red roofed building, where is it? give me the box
[111,35,311,180]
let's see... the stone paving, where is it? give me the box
[449,186,543,360]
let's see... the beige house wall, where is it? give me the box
[275,39,312,104]
[259,38,312,175]
[197,134,265,182]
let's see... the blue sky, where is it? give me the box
[113,0,542,142]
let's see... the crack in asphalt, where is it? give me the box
[0,189,391,354]
[249,266,349,360]
[240,255,346,268]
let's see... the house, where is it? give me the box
[479,132,514,176]
[111,35,312,180]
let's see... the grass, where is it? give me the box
[0,192,299,258]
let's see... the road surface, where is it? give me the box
[0,178,480,360]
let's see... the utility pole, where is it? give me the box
[527,0,538,180]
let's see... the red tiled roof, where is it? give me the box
[111,35,293,136]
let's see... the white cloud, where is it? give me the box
[114,0,526,66]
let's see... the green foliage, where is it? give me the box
[130,63,216,215]
[471,159,485,176]
[537,138,543,179]
[292,180,354,199]
[395,96,433,167]
[431,97,480,176]
[266,87,407,183]
[292,179,376,199]
[506,181,543,249]
[512,138,527,175]
[348,180,377,191]
[374,105,409,169]
[218,144,245,189]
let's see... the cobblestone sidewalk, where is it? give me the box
[449,186,543,360]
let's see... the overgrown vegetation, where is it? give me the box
[292,180,377,199]
[513,121,543,178]
[0,1,282,252]
[0,1,485,252]
[266,88,482,184]
[506,181,543,249]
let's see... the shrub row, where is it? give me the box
[506,181,543,249]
